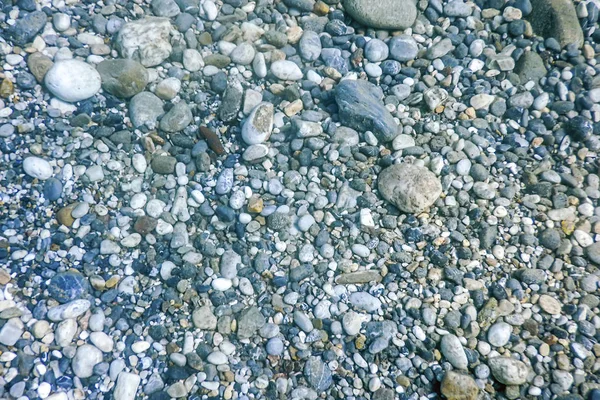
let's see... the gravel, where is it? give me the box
[1,0,599,399]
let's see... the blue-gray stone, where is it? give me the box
[304,356,333,392]
[48,271,89,304]
[389,35,418,62]
[43,178,63,201]
[299,31,322,61]
[216,168,234,195]
[266,337,284,355]
[335,79,398,142]
[9,11,47,45]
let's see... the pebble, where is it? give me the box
[72,345,104,378]
[44,60,102,102]
[378,163,442,213]
[23,156,52,180]
[271,60,303,80]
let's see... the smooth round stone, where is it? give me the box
[391,84,411,101]
[271,60,303,80]
[72,344,103,378]
[212,278,232,291]
[488,322,511,347]
[207,351,228,365]
[456,159,472,175]
[48,271,89,304]
[155,77,181,100]
[43,177,63,200]
[23,156,53,180]
[351,244,370,257]
[45,60,101,102]
[365,63,382,78]
[53,13,71,31]
[392,134,415,150]
[389,35,418,62]
[132,154,147,173]
[297,214,315,232]
[364,39,389,62]
[299,30,322,61]
[230,42,255,65]
[243,144,269,161]
[266,337,284,356]
[0,124,14,137]
[90,332,114,352]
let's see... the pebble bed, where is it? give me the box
[0,0,600,399]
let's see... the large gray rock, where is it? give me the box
[378,163,442,213]
[514,51,547,85]
[115,17,173,67]
[343,0,417,30]
[97,59,148,99]
[530,0,584,48]
[334,79,398,142]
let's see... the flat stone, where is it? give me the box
[440,334,468,369]
[538,294,562,315]
[336,271,382,284]
[160,102,192,132]
[237,306,266,339]
[192,305,217,330]
[27,52,53,83]
[514,51,547,84]
[0,318,24,346]
[349,292,382,312]
[343,0,417,30]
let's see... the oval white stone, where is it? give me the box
[270,60,303,81]
[23,156,53,180]
[45,59,102,102]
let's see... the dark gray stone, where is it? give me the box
[334,79,398,142]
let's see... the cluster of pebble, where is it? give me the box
[1,0,600,399]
